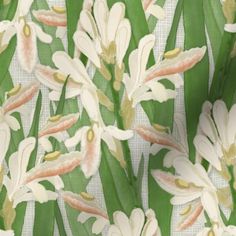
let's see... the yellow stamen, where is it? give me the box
[53,72,67,84]
[164,48,182,59]
[51,6,66,14]
[80,192,95,201]
[87,128,94,142]
[48,114,62,122]
[153,123,169,133]
[7,84,21,97]
[207,229,215,236]
[175,178,190,189]
[180,205,192,216]
[44,151,61,161]
[23,24,31,37]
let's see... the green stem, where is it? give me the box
[108,66,141,208]
[228,166,236,224]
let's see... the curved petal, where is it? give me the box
[0,123,10,164]
[16,21,37,73]
[33,10,67,27]
[104,126,133,140]
[5,114,20,131]
[225,23,236,33]
[113,211,132,236]
[34,24,52,43]
[130,208,145,236]
[146,4,165,20]
[145,46,206,81]
[108,225,122,236]
[228,104,236,145]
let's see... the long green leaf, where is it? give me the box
[65,0,83,57]
[183,0,209,162]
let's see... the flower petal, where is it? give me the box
[62,191,108,219]
[104,126,133,140]
[224,23,236,33]
[0,123,10,164]
[16,20,37,73]
[227,103,236,145]
[145,46,206,81]
[33,10,67,27]
[130,208,145,236]
[108,225,122,236]
[113,211,132,236]
[146,4,165,20]
[5,114,20,131]
[34,24,52,43]
[194,134,222,171]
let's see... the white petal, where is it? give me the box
[39,137,53,152]
[171,193,201,205]
[19,0,34,16]
[224,23,236,33]
[73,31,101,68]
[5,114,20,131]
[146,4,165,20]
[115,19,131,67]
[227,104,236,145]
[113,211,132,236]
[108,225,122,236]
[16,21,37,73]
[130,208,145,236]
[107,2,125,44]
[141,218,158,236]
[56,26,66,39]
[65,127,86,148]
[0,122,11,164]
[92,217,109,234]
[34,24,52,43]
[212,100,228,148]
[0,230,14,236]
[104,126,133,140]
[1,24,16,46]
[94,0,109,45]
[194,135,221,171]
[26,182,49,203]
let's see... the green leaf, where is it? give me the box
[99,142,137,221]
[203,0,225,62]
[65,0,84,57]
[183,0,209,162]
[137,155,144,205]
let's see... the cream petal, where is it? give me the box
[26,182,48,203]
[65,127,87,148]
[212,100,228,148]
[3,81,39,114]
[130,208,145,236]
[104,126,133,140]
[199,113,218,143]
[113,211,132,236]
[25,152,82,183]
[92,217,109,234]
[201,190,221,224]
[5,114,20,131]
[33,10,67,27]
[62,191,108,219]
[19,0,34,16]
[177,203,203,231]
[49,89,81,101]
[0,230,14,236]
[115,19,131,68]
[80,88,101,122]
[16,21,37,73]
[137,34,155,83]
[56,26,66,39]
[0,122,10,164]
[146,4,165,20]
[224,23,236,33]
[80,124,102,178]
[227,104,236,145]
[107,2,125,44]
[171,193,201,205]
[34,24,52,43]
[94,0,109,45]
[194,134,222,171]
[79,10,98,39]
[39,137,53,152]
[173,158,213,188]
[77,212,91,223]
[16,137,36,184]
[73,31,101,68]
[141,218,158,236]
[163,150,183,168]
[108,225,122,236]
[1,24,16,46]
[145,46,206,81]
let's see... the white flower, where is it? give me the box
[221,0,236,33]
[73,0,131,73]
[61,191,109,235]
[123,34,206,107]
[142,0,165,20]
[3,137,64,208]
[197,224,236,236]
[0,0,52,73]
[136,114,188,168]
[0,82,39,165]
[151,158,221,231]
[194,100,236,170]
[65,122,133,178]
[0,230,14,236]
[38,113,80,152]
[108,208,161,236]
